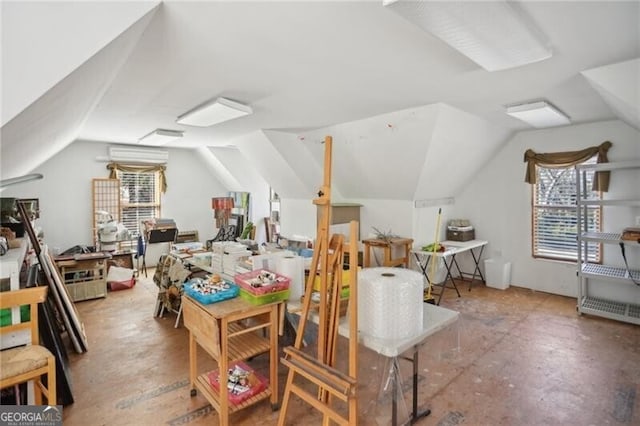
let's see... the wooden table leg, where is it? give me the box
[189,332,197,396]
[384,246,392,267]
[270,304,279,409]
[404,242,411,268]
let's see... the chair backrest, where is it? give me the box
[0,286,48,346]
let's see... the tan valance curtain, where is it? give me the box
[523,141,612,192]
[106,163,167,193]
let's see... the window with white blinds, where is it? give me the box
[117,169,161,237]
[532,158,601,262]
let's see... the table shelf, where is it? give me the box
[194,373,272,414]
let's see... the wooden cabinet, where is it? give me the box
[183,296,281,426]
[54,253,109,302]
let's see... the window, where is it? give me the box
[117,169,161,237]
[532,157,601,262]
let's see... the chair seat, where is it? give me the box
[0,345,53,380]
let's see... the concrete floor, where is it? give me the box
[61,270,640,425]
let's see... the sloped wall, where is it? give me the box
[265,103,510,251]
[301,104,440,200]
[263,130,325,199]
[582,58,640,131]
[1,8,157,181]
[1,1,160,126]
[453,120,640,299]
[414,103,512,200]
[234,131,315,199]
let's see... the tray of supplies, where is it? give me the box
[207,361,268,405]
[183,277,239,305]
[234,269,290,295]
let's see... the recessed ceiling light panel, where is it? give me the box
[506,101,570,128]
[138,129,184,146]
[177,97,253,127]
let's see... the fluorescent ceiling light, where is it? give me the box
[138,129,184,146]
[177,97,253,127]
[506,101,570,128]
[384,0,552,71]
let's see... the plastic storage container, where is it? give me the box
[234,269,290,295]
[484,258,511,290]
[183,279,239,304]
[239,288,290,305]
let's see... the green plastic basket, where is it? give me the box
[238,288,289,305]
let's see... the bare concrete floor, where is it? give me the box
[62,271,640,425]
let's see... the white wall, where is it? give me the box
[280,198,414,244]
[1,140,229,259]
[279,199,317,240]
[453,119,640,300]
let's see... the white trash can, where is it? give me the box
[484,258,511,290]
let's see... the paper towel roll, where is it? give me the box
[275,255,305,302]
[358,267,424,340]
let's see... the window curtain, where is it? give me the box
[523,141,612,192]
[106,163,167,193]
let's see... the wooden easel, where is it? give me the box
[278,136,359,425]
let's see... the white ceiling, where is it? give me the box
[81,0,640,146]
[1,1,639,197]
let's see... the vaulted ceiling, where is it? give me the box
[2,1,638,200]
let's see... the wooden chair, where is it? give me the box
[0,286,56,405]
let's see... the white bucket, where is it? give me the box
[484,258,511,290]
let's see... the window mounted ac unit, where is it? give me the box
[108,146,169,164]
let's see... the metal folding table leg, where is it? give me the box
[467,246,486,291]
[413,253,439,303]
[409,349,430,424]
[439,255,461,304]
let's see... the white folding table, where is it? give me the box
[412,239,488,305]
[289,301,460,425]
[353,304,459,425]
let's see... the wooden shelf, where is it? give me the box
[194,374,272,414]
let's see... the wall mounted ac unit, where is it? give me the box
[108,146,169,164]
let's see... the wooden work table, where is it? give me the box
[182,295,282,426]
[362,237,414,268]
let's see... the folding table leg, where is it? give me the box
[467,246,486,291]
[174,302,183,328]
[439,256,461,304]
